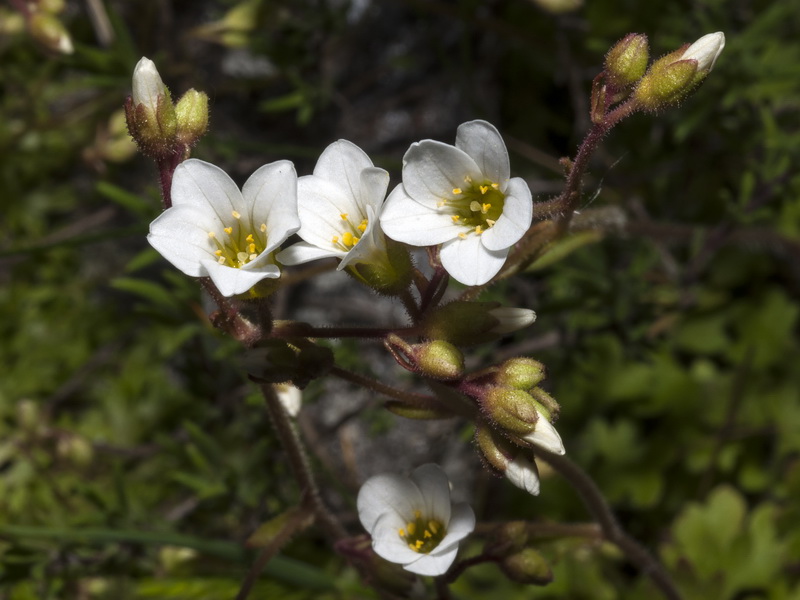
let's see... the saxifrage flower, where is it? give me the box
[380,120,533,286]
[148,158,300,297]
[357,464,475,576]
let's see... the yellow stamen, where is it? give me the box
[475,226,483,235]
[452,187,462,195]
[332,235,339,244]
[458,232,467,239]
[437,200,446,208]
[208,231,216,238]
[481,203,491,214]
[248,243,256,253]
[357,220,368,233]
[415,540,423,550]
[340,213,348,220]
[423,530,432,538]
[260,223,267,232]
[214,250,223,256]
[217,257,225,264]
[486,219,496,227]
[342,232,354,246]
[428,521,439,534]
[479,185,489,194]
[231,210,241,219]
[246,234,255,243]
[407,522,416,535]
[399,528,405,537]
[249,253,257,260]
[491,182,500,189]
[451,215,460,223]
[224,227,233,235]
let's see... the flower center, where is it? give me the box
[331,212,368,252]
[208,210,267,268]
[440,177,505,238]
[398,510,446,554]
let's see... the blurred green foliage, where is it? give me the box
[1,0,799,598]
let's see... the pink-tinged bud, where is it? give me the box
[28,12,73,55]
[681,32,725,73]
[605,33,649,88]
[496,357,547,390]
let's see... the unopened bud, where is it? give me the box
[500,548,553,585]
[605,33,649,88]
[485,521,529,556]
[529,386,560,418]
[175,89,209,146]
[132,57,167,117]
[126,57,179,156]
[28,12,73,55]
[422,302,534,346]
[488,307,537,335]
[519,399,565,455]
[496,357,546,390]
[274,383,301,417]
[417,340,465,380]
[482,387,540,435]
[681,31,725,73]
[476,427,541,496]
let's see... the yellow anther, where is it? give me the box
[437,200,446,208]
[248,243,256,253]
[470,201,482,212]
[475,226,483,235]
[415,540,423,550]
[414,510,421,519]
[423,530,432,538]
[217,257,226,264]
[340,213,349,220]
[231,210,241,219]
[208,231,216,238]
[407,522,416,535]
[452,187,462,195]
[398,528,405,537]
[458,232,467,239]
[358,220,368,233]
[479,185,489,194]
[491,182,500,189]
[428,521,439,534]
[246,234,255,243]
[482,203,491,213]
[486,219,496,227]
[451,215,460,223]
[224,227,233,235]
[332,235,339,244]
[260,223,267,232]
[464,175,472,183]
[342,232,354,247]
[408,543,416,550]
[214,250,223,256]
[353,236,361,245]
[249,253,257,260]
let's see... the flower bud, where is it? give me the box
[481,387,540,435]
[274,383,301,417]
[484,521,529,556]
[28,12,73,55]
[421,302,534,346]
[605,33,649,88]
[495,357,546,390]
[529,386,560,418]
[126,57,179,156]
[519,400,565,455]
[475,427,541,496]
[132,57,167,117]
[500,548,553,585]
[487,307,537,335]
[175,89,209,146]
[681,32,725,73]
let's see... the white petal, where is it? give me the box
[147,205,219,277]
[132,57,165,112]
[681,32,725,72]
[438,502,475,547]
[277,242,342,266]
[296,175,363,250]
[201,258,279,297]
[358,166,390,213]
[505,456,541,496]
[171,159,247,222]
[371,513,427,566]
[455,120,510,185]
[402,141,482,209]
[274,384,301,417]
[410,464,452,524]
[481,177,532,252]
[439,234,509,286]
[402,545,459,576]
[313,140,375,202]
[242,160,300,254]
[380,184,459,247]
[357,473,424,534]
[488,307,537,335]
[338,205,387,270]
[523,413,565,455]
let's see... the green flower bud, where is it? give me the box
[496,357,546,390]
[421,302,535,346]
[484,521,529,556]
[126,57,179,157]
[28,12,73,55]
[605,33,649,88]
[500,548,553,585]
[481,387,539,435]
[475,426,541,495]
[417,340,465,380]
[175,89,209,147]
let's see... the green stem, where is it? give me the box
[330,365,439,408]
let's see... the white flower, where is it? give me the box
[148,158,300,297]
[275,383,301,417]
[380,120,533,286]
[132,57,168,116]
[357,464,475,576]
[488,307,537,335]
[521,410,565,455]
[277,140,390,271]
[680,32,725,73]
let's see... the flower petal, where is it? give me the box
[296,175,363,250]
[313,139,375,202]
[402,545,460,576]
[437,502,475,549]
[358,166,390,214]
[242,160,300,254]
[439,234,509,286]
[357,472,424,534]
[277,242,342,266]
[338,205,387,270]
[455,120,510,185]
[371,513,427,566]
[380,184,459,246]
[147,205,219,277]
[505,455,541,496]
[171,159,247,221]
[481,177,532,252]
[201,258,280,297]
[409,464,452,525]
[522,414,565,455]
[402,140,482,209]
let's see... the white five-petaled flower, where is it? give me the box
[276,140,391,271]
[357,464,475,576]
[680,32,725,73]
[148,158,300,297]
[380,120,533,286]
